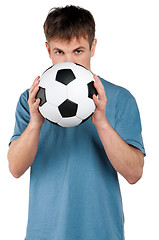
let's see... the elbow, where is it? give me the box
[8,162,21,179]
[127,175,142,185]
[127,151,144,185]
[13,173,21,179]
[8,152,21,179]
[127,168,143,185]
[10,170,21,179]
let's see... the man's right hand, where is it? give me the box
[28,76,45,128]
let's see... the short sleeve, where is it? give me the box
[9,90,30,144]
[114,90,146,156]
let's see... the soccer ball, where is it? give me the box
[36,62,97,127]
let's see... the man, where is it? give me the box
[8,5,145,240]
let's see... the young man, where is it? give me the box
[8,5,145,240]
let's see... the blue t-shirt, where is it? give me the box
[10,77,145,240]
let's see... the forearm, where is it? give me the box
[96,120,144,184]
[92,75,144,184]
[8,122,41,178]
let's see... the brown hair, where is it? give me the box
[43,5,95,48]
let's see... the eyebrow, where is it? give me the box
[52,47,63,52]
[73,46,85,51]
[52,46,86,52]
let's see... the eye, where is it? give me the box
[75,49,83,54]
[56,50,64,55]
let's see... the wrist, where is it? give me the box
[94,117,110,132]
[29,119,44,131]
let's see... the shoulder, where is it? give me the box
[17,89,29,106]
[98,76,139,121]
[98,76,135,103]
[19,89,29,101]
[16,89,30,114]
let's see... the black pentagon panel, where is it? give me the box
[59,99,78,117]
[87,81,98,99]
[36,87,46,106]
[56,69,76,85]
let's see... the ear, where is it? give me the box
[45,42,51,59]
[91,38,97,57]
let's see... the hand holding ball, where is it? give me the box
[36,62,97,127]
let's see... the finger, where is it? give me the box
[29,76,40,99]
[33,76,40,84]
[33,98,40,109]
[28,86,40,106]
[92,94,99,107]
[31,76,40,88]
[30,76,40,93]
[93,75,103,88]
[29,99,40,115]
[32,85,39,100]
[93,79,106,101]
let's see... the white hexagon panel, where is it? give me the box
[39,102,62,123]
[46,81,67,107]
[58,116,82,127]
[76,98,96,120]
[67,79,88,104]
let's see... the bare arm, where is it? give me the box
[95,121,144,184]
[8,123,41,178]
[8,77,44,178]
[92,75,144,184]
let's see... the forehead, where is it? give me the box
[49,37,90,50]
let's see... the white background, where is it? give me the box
[0,0,159,239]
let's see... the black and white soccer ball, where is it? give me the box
[36,62,98,127]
